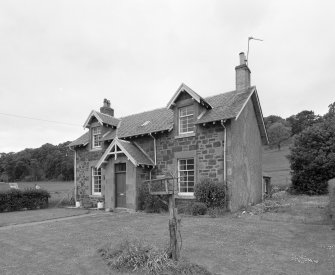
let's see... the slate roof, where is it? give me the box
[71,85,267,146]
[103,108,173,140]
[95,138,154,168]
[96,111,120,127]
[118,139,154,166]
[68,132,89,147]
[196,87,254,124]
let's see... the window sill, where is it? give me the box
[90,147,102,152]
[175,193,195,199]
[175,132,195,139]
[89,194,102,198]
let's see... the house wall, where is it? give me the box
[226,98,263,212]
[132,122,225,199]
[75,146,105,207]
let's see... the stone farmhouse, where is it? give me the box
[69,52,268,212]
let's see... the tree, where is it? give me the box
[264,115,287,130]
[286,110,320,136]
[288,104,335,194]
[0,142,74,182]
[267,122,291,150]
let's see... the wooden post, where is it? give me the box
[168,193,179,261]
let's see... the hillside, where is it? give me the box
[263,146,291,188]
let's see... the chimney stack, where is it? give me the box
[100,98,114,116]
[235,52,251,91]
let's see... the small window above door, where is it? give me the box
[115,163,126,173]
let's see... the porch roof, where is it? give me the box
[96,138,154,168]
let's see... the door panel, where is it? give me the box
[115,167,126,208]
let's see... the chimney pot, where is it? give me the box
[239,52,246,65]
[100,99,114,116]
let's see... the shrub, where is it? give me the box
[194,178,226,208]
[98,238,212,275]
[98,238,172,274]
[137,181,168,213]
[0,188,50,212]
[288,114,335,195]
[191,202,207,216]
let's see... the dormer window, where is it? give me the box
[179,105,194,134]
[92,126,102,148]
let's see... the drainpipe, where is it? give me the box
[149,133,157,165]
[69,146,77,204]
[220,120,227,182]
[220,120,228,208]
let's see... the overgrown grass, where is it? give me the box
[98,238,212,275]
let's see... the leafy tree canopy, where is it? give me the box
[286,110,320,136]
[0,141,73,182]
[288,103,335,194]
[267,122,291,150]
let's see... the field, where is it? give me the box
[263,146,291,188]
[0,181,74,207]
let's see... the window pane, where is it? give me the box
[178,158,195,193]
[92,127,102,148]
[115,163,126,172]
[92,167,102,194]
[179,106,194,134]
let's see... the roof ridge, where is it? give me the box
[203,86,255,101]
[95,110,121,120]
[119,107,170,119]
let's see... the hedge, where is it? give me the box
[0,188,50,212]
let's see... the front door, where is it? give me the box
[115,163,126,208]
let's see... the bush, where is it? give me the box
[0,188,50,212]
[98,238,172,274]
[191,202,207,216]
[194,178,226,208]
[98,238,212,275]
[137,181,168,213]
[288,113,335,195]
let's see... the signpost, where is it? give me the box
[146,176,181,261]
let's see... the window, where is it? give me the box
[92,127,102,148]
[178,158,195,195]
[179,106,194,134]
[92,167,102,195]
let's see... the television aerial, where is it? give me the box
[247,36,263,66]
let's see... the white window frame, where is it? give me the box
[179,105,194,134]
[178,158,195,196]
[92,126,102,148]
[92,167,102,195]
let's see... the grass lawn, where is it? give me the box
[0,200,334,275]
[0,208,90,227]
[263,146,291,188]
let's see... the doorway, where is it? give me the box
[115,163,126,208]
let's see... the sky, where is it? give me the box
[0,0,334,153]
